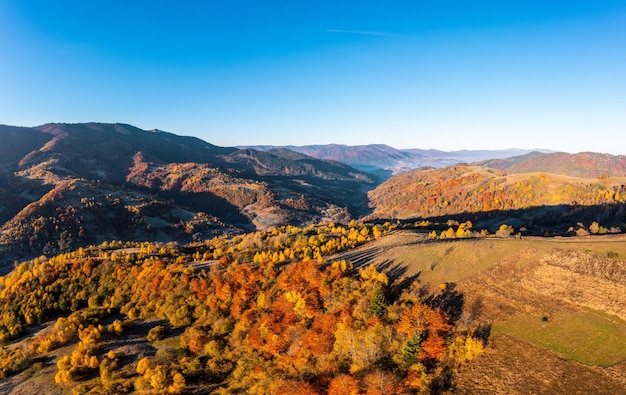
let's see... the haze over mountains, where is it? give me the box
[242,144,554,180]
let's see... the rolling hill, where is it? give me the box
[0,123,375,270]
[480,151,626,178]
[1,223,626,393]
[367,164,626,235]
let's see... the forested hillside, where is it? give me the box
[0,222,486,394]
[368,164,626,235]
[3,122,626,393]
[479,151,626,178]
[0,123,375,269]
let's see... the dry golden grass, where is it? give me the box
[454,334,626,394]
[334,231,626,392]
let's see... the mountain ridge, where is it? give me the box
[480,151,626,178]
[240,143,555,179]
[367,162,626,235]
[0,123,375,268]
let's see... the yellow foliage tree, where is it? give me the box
[136,357,151,375]
[54,369,72,385]
[359,264,388,285]
[447,335,485,368]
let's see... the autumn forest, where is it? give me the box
[0,222,486,394]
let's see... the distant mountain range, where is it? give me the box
[240,144,555,180]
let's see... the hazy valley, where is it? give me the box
[241,144,553,180]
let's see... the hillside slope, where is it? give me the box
[1,210,626,393]
[367,164,626,234]
[0,123,375,269]
[0,125,52,164]
[0,222,480,394]
[480,151,626,178]
[333,230,626,393]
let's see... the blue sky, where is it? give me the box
[1,1,625,153]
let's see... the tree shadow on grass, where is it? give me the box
[393,202,626,236]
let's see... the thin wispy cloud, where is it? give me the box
[325,29,398,38]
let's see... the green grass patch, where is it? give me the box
[493,310,626,367]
